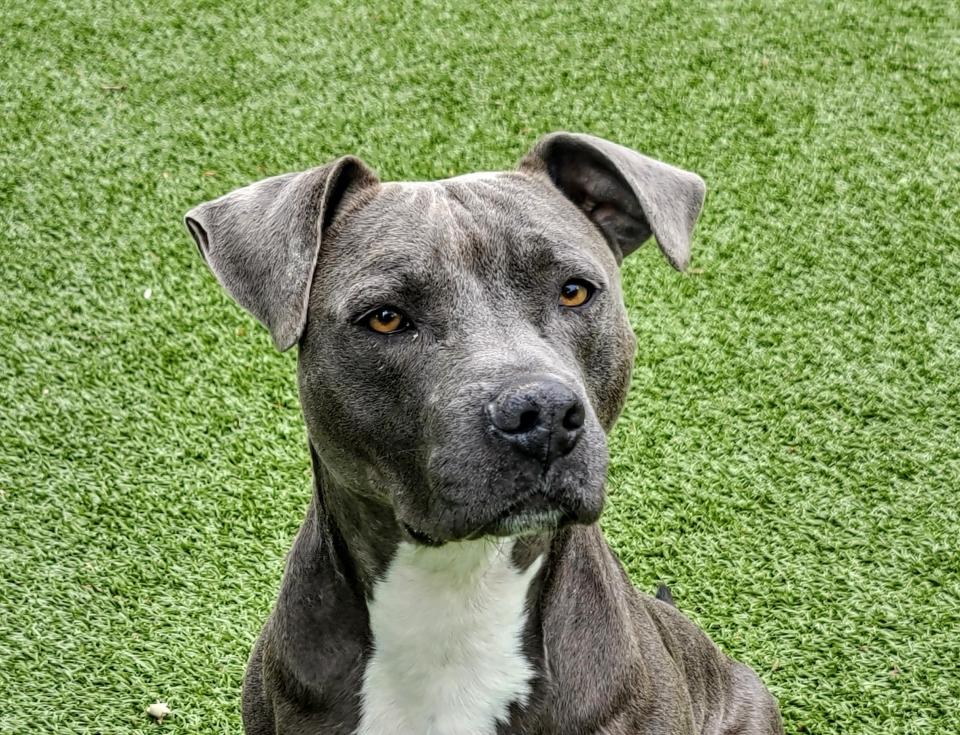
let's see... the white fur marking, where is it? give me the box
[357,539,541,735]
[383,172,503,191]
[444,171,502,183]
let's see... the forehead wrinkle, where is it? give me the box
[337,239,451,290]
[334,186,461,260]
[519,231,609,280]
[441,182,528,275]
[383,182,468,249]
[329,228,463,319]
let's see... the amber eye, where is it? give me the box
[559,280,594,308]
[366,307,409,334]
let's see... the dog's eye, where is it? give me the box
[366,307,410,334]
[559,280,594,308]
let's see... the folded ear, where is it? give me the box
[184,157,378,351]
[519,132,706,270]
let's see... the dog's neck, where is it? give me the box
[310,448,552,597]
[356,537,544,734]
[308,455,554,733]
[315,470,403,597]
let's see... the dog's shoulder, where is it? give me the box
[632,590,784,734]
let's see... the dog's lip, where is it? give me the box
[469,494,578,539]
[474,506,573,538]
[400,522,445,547]
[400,496,573,546]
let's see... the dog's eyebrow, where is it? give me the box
[336,276,404,311]
[519,232,608,282]
[334,271,438,317]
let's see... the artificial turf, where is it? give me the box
[2,0,958,732]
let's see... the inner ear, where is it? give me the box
[545,144,653,261]
[322,161,367,231]
[184,216,210,258]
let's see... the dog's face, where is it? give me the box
[298,174,633,542]
[185,133,705,544]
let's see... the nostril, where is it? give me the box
[489,377,585,463]
[563,402,585,431]
[517,409,540,433]
[487,399,542,434]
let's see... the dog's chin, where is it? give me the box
[399,485,605,547]
[470,490,603,539]
[472,505,576,539]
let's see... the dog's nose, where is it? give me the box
[487,377,585,464]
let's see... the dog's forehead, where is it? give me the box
[324,171,613,281]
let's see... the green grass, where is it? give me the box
[2,0,958,732]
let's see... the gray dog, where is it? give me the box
[184,132,784,734]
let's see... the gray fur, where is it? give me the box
[184,132,783,734]
[520,132,706,269]
[185,156,378,351]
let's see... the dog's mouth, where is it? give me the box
[406,430,608,546]
[400,522,445,547]
[475,506,575,538]
[471,494,578,539]
[401,494,585,547]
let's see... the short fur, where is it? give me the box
[184,132,784,734]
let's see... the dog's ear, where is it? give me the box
[519,132,705,270]
[184,157,378,351]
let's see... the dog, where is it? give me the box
[184,132,784,734]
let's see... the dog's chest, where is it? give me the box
[356,540,541,735]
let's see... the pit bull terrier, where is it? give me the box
[184,132,784,734]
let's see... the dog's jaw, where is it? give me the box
[357,538,543,735]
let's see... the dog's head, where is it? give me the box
[185,133,704,544]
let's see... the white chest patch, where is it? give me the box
[357,539,542,735]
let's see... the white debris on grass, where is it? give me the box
[146,701,171,721]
